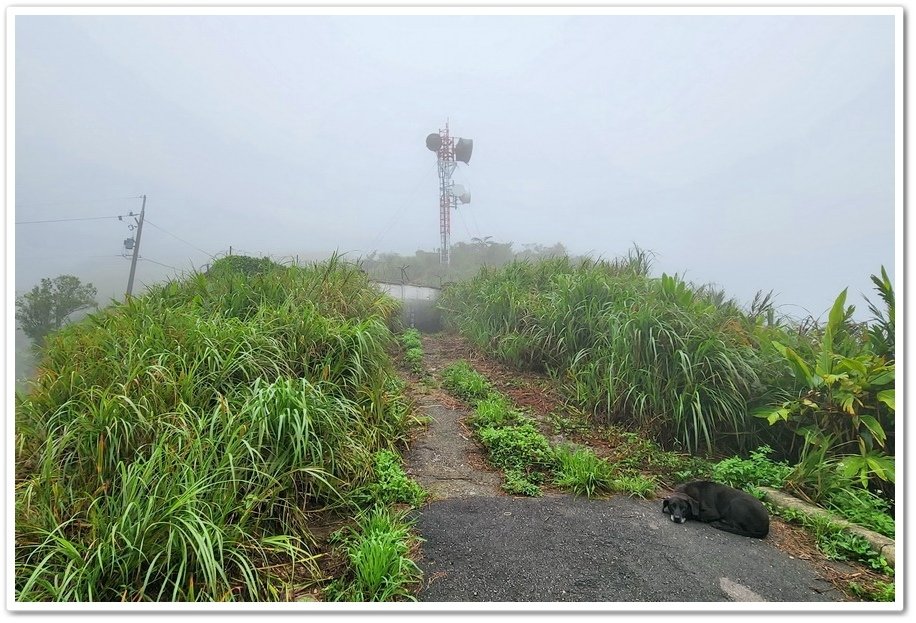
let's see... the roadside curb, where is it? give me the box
[759,486,895,568]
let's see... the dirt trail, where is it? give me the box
[403,335,501,500]
[401,332,849,603]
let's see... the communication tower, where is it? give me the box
[425,121,472,265]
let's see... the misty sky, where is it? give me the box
[13,12,897,320]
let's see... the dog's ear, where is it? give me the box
[662,498,670,514]
[688,496,700,517]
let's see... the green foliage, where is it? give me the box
[404,347,424,374]
[440,361,493,402]
[502,468,543,497]
[15,275,98,345]
[478,422,554,474]
[207,254,280,277]
[325,507,422,602]
[15,258,414,601]
[755,283,896,495]
[772,506,893,577]
[610,474,657,499]
[471,395,525,429]
[603,425,713,485]
[864,266,894,361]
[552,444,614,497]
[357,450,427,508]
[440,249,775,454]
[710,445,792,489]
[849,580,895,602]
[826,489,894,538]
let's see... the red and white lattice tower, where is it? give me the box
[426,121,472,265]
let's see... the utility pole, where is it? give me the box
[125,194,146,297]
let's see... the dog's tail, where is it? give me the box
[710,519,769,539]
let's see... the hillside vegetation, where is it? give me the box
[15,255,417,601]
[439,250,895,510]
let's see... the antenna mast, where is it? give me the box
[426,122,473,265]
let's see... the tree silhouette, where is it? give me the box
[16,275,98,345]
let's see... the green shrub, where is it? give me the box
[711,445,792,489]
[503,468,543,497]
[358,450,427,508]
[478,422,554,473]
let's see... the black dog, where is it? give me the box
[662,480,769,538]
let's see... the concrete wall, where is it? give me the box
[374,282,442,332]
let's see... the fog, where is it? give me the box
[13,12,897,321]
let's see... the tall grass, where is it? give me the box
[440,252,795,454]
[15,256,415,601]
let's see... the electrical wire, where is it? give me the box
[369,160,438,252]
[15,196,143,210]
[15,215,122,225]
[139,257,179,270]
[143,219,216,259]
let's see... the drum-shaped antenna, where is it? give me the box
[459,191,471,204]
[426,133,442,152]
[455,137,473,163]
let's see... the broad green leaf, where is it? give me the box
[827,288,848,334]
[836,356,868,378]
[877,389,895,411]
[838,456,866,479]
[868,367,894,387]
[773,341,815,388]
[859,414,887,446]
[762,407,789,425]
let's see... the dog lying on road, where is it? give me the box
[662,480,769,538]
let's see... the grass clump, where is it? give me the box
[552,444,614,497]
[471,395,525,429]
[610,474,658,498]
[773,506,894,577]
[441,361,493,402]
[324,507,422,602]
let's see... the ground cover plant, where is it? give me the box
[15,255,424,602]
[441,360,656,499]
[400,328,425,376]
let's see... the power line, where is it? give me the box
[15,215,122,225]
[143,219,216,259]
[139,256,179,270]
[369,161,438,252]
[15,196,143,210]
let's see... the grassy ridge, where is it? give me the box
[15,256,417,601]
[439,252,798,454]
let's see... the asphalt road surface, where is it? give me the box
[412,493,843,603]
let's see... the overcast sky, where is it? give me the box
[13,12,897,320]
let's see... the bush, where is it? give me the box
[358,450,427,508]
[711,445,792,489]
[478,422,554,473]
